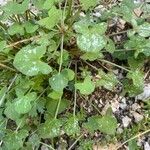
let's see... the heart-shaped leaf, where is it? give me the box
[13,45,52,76]
[80,0,98,10]
[14,92,37,114]
[38,119,62,138]
[49,73,68,92]
[64,117,80,136]
[137,22,150,37]
[75,76,95,95]
[38,6,61,30]
[74,22,107,52]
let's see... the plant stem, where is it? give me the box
[108,30,130,37]
[0,74,18,107]
[54,97,62,119]
[58,34,64,73]
[6,35,41,48]
[68,134,83,150]
[83,60,99,71]
[73,62,77,117]
[39,142,55,150]
[99,59,131,72]
[66,0,73,20]
[0,63,16,72]
[0,22,7,30]
[117,128,150,149]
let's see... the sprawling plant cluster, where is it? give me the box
[0,0,150,149]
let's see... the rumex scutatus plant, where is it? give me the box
[0,0,150,149]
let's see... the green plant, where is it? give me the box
[0,0,150,149]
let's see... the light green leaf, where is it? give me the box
[128,139,139,150]
[0,41,7,52]
[14,92,37,114]
[4,102,20,121]
[124,35,150,57]
[96,71,118,90]
[81,52,103,61]
[43,0,55,9]
[32,0,45,10]
[46,99,70,116]
[38,119,62,138]
[83,116,100,133]
[8,23,24,35]
[77,33,106,52]
[48,91,63,100]
[137,22,150,37]
[3,130,28,150]
[90,23,107,35]
[80,0,98,10]
[1,0,29,19]
[64,117,80,136]
[84,114,117,135]
[105,38,115,53]
[38,6,62,30]
[23,22,39,33]
[127,70,144,88]
[61,69,75,81]
[74,21,107,53]
[75,76,95,95]
[13,45,52,76]
[98,115,117,135]
[49,73,68,92]
[73,19,90,34]
[75,22,107,52]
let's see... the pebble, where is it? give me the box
[144,142,150,150]
[122,116,132,127]
[136,84,150,101]
[131,103,141,111]
[132,112,144,123]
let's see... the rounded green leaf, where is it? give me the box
[8,23,24,35]
[61,69,75,81]
[49,73,68,92]
[64,117,80,136]
[80,0,98,10]
[137,22,150,37]
[98,115,117,135]
[77,33,106,52]
[38,119,62,138]
[14,92,37,114]
[75,76,95,95]
[13,45,52,76]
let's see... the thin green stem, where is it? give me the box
[54,97,62,119]
[99,59,131,72]
[73,62,77,117]
[0,22,7,30]
[108,30,131,37]
[83,60,99,71]
[117,128,150,150]
[39,142,55,150]
[0,63,16,72]
[66,0,73,20]
[68,134,84,150]
[58,34,64,73]
[0,74,18,107]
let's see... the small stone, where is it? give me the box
[120,103,127,110]
[136,84,150,101]
[131,103,141,111]
[144,142,150,150]
[117,127,123,134]
[122,116,131,127]
[132,112,144,123]
[111,100,120,112]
